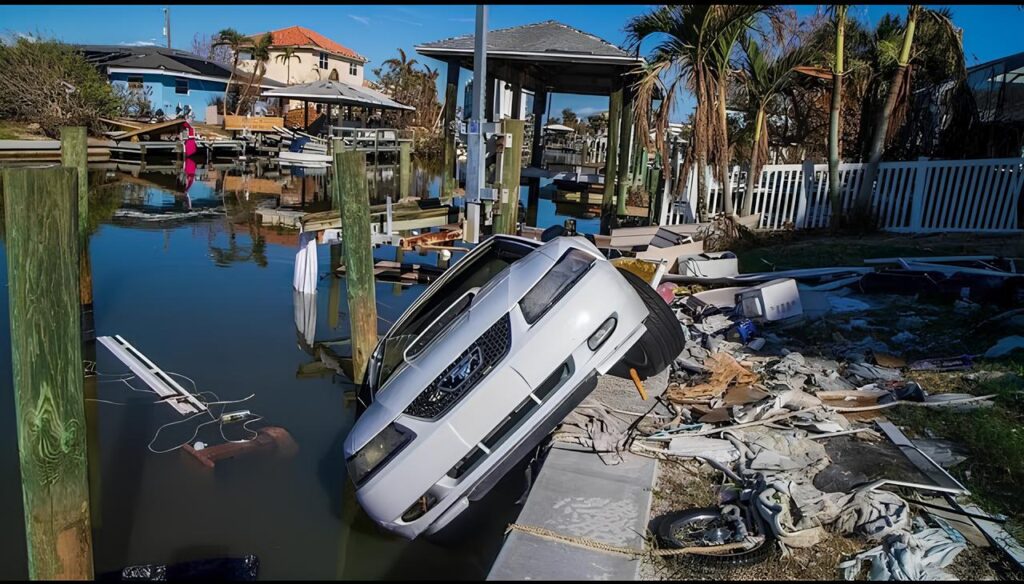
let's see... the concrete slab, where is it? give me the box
[487,446,656,580]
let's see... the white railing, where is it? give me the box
[660,157,1024,233]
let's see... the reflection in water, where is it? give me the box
[0,154,596,580]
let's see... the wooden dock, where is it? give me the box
[0,140,110,163]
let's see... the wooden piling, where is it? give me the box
[2,166,93,580]
[332,146,378,385]
[328,242,342,330]
[441,61,460,201]
[495,119,525,235]
[602,81,623,234]
[615,88,634,218]
[399,141,411,200]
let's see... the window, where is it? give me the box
[175,78,188,95]
[319,51,328,69]
[127,75,144,90]
[238,50,253,61]
[349,62,358,76]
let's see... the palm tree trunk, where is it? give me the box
[717,80,734,216]
[855,7,918,220]
[828,8,846,228]
[742,106,764,217]
[224,55,239,115]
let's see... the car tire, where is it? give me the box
[654,507,775,568]
[608,268,686,380]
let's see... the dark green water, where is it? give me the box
[0,161,533,580]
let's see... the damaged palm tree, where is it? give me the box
[737,36,816,217]
[854,6,964,222]
[627,5,767,222]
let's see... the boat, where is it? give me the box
[279,151,332,166]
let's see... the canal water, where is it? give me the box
[0,158,600,579]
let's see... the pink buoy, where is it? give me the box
[656,282,677,304]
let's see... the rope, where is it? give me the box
[505,523,754,558]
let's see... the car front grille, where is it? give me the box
[403,314,511,419]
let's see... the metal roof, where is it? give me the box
[261,80,415,111]
[416,20,638,65]
[76,45,285,87]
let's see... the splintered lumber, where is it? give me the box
[183,427,298,469]
[397,229,463,251]
[2,166,93,579]
[336,260,444,284]
[110,118,186,141]
[333,147,378,384]
[223,115,285,132]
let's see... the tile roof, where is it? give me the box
[247,26,366,63]
[417,20,634,60]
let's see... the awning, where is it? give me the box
[544,124,575,133]
[261,80,415,111]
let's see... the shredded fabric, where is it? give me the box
[838,525,967,580]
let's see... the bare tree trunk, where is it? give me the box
[828,8,846,229]
[742,106,764,217]
[855,7,918,221]
[717,81,734,216]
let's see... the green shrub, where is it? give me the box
[0,36,122,137]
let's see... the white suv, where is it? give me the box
[343,234,684,539]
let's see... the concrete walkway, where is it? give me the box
[488,372,667,580]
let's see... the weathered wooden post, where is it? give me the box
[328,242,342,331]
[61,128,94,336]
[399,141,411,200]
[2,166,94,580]
[615,89,635,219]
[332,146,378,385]
[494,119,525,235]
[441,60,460,201]
[602,79,623,234]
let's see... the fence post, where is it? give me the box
[796,159,814,229]
[2,166,94,580]
[908,158,929,232]
[332,146,379,385]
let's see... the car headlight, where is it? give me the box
[519,249,596,324]
[347,424,413,486]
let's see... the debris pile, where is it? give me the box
[559,248,1024,579]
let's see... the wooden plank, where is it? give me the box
[2,166,93,579]
[333,147,378,385]
[602,80,622,234]
[111,118,186,141]
[222,176,282,195]
[399,141,411,200]
[222,115,285,132]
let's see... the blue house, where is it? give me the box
[78,45,283,122]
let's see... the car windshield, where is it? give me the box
[375,238,534,390]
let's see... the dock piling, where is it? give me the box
[332,146,379,385]
[2,166,94,580]
[399,141,411,200]
[494,119,525,235]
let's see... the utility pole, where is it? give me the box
[163,7,171,49]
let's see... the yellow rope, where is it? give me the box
[505,523,754,558]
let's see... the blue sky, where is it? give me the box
[2,4,1023,122]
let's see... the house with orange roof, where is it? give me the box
[237,25,368,88]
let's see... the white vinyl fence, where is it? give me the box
[660,157,1024,233]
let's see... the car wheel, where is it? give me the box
[655,507,775,568]
[608,268,686,380]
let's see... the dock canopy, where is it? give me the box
[262,80,415,111]
[415,20,646,96]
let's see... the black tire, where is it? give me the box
[655,507,774,568]
[608,268,687,380]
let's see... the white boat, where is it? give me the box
[279,150,332,165]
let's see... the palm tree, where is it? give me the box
[854,5,963,219]
[275,46,302,85]
[381,48,419,96]
[213,28,244,114]
[826,5,849,227]
[235,33,272,115]
[626,5,767,222]
[737,36,815,216]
